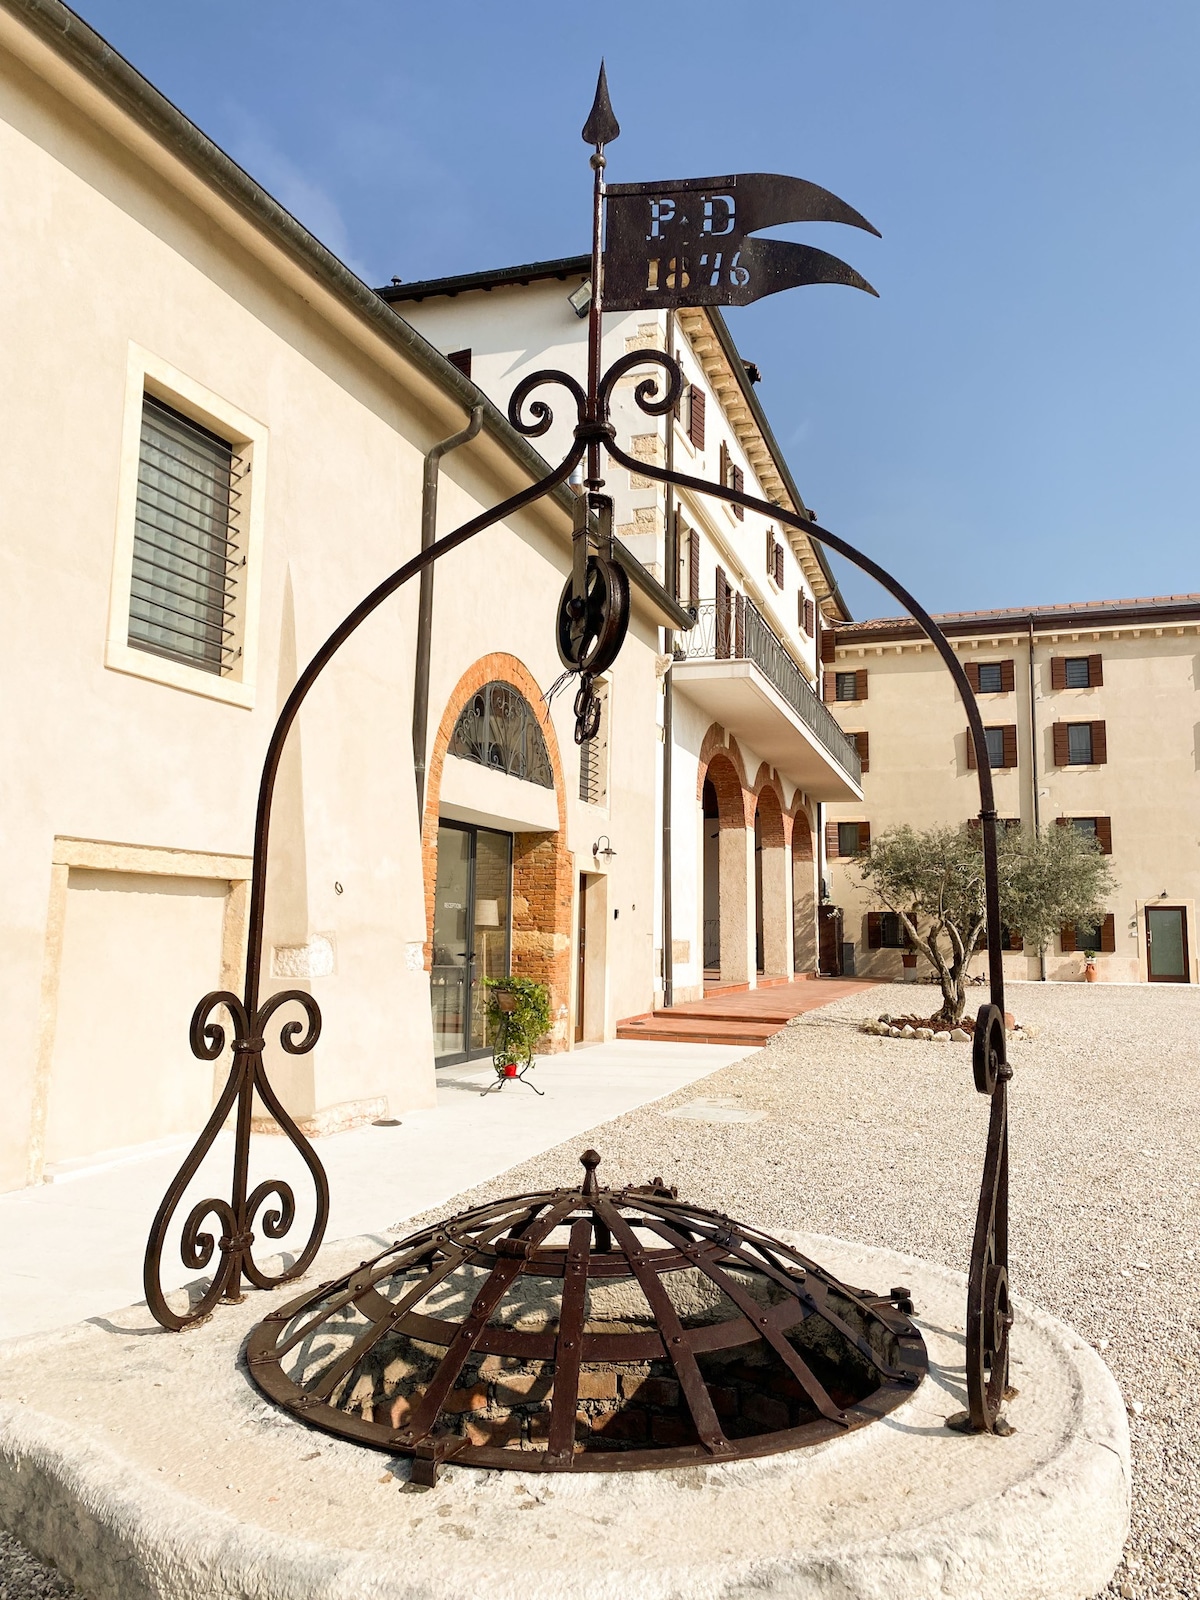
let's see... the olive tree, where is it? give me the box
[854,822,1115,1026]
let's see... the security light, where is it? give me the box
[568,279,593,317]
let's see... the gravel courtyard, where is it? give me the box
[394,980,1200,1600]
[2,980,1195,1599]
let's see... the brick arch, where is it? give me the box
[791,803,814,862]
[422,653,573,1050]
[753,781,787,849]
[697,723,751,827]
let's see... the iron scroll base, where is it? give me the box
[144,340,1012,1438]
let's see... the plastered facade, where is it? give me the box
[0,7,673,1189]
[823,602,1200,987]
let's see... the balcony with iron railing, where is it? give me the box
[673,596,862,799]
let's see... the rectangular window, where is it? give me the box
[880,912,906,948]
[837,821,868,857]
[578,681,609,805]
[446,348,472,379]
[1064,656,1091,688]
[977,662,1004,694]
[984,727,1005,767]
[129,396,242,676]
[835,671,860,701]
[1071,817,1097,843]
[688,385,706,450]
[1067,723,1094,764]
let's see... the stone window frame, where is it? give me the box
[105,345,268,710]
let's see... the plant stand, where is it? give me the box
[480,1059,544,1097]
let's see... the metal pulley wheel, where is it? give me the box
[556,554,630,677]
[574,675,602,744]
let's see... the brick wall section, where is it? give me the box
[422,653,573,1052]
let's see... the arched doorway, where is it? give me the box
[754,783,790,977]
[423,658,571,1063]
[791,803,817,974]
[698,743,752,987]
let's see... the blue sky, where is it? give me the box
[79,1,1198,620]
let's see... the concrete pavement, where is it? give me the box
[0,1039,754,1340]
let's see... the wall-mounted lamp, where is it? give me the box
[567,279,593,318]
[593,835,616,860]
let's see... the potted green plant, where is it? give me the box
[484,976,551,1081]
[1083,949,1098,983]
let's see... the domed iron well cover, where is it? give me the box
[246,1152,927,1483]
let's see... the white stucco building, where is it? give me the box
[388,261,863,1017]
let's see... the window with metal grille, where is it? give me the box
[449,681,553,787]
[1064,657,1091,688]
[977,662,1004,693]
[984,727,1006,767]
[835,671,860,701]
[1067,723,1094,764]
[578,679,609,805]
[128,396,242,675]
[879,912,906,948]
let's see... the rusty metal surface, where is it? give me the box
[146,66,1013,1447]
[245,1151,926,1478]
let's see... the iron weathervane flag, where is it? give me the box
[602,172,880,312]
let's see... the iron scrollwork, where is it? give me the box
[144,989,326,1330]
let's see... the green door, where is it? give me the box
[1146,906,1189,983]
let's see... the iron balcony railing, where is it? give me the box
[676,597,862,784]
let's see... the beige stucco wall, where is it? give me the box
[825,620,1200,987]
[0,15,671,1189]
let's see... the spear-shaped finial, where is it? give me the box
[582,60,620,148]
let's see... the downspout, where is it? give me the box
[661,312,676,1006]
[1027,613,1046,980]
[412,404,485,820]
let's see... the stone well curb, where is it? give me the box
[0,1232,1130,1600]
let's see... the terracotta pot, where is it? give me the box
[503,1062,518,1078]
[1084,961,1098,983]
[901,953,918,969]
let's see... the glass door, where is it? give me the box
[1146,906,1189,983]
[431,822,513,1064]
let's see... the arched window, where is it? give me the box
[449,681,553,789]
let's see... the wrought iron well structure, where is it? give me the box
[144,65,1015,1459]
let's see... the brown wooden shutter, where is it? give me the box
[773,539,784,586]
[1091,721,1107,764]
[825,820,840,859]
[689,386,706,450]
[822,672,834,703]
[719,439,729,489]
[1100,913,1116,953]
[1055,815,1068,827]
[965,661,981,693]
[1087,653,1103,687]
[1052,722,1069,765]
[1001,725,1018,768]
[446,348,472,378]
[1001,659,1016,692]
[766,527,775,573]
[731,464,744,520]
[821,626,837,664]
[866,912,883,949]
[687,528,700,609]
[1095,816,1113,854]
[1060,923,1076,953]
[804,598,815,636]
[853,731,869,772]
[715,566,730,657]
[966,729,976,769]
[1051,657,1067,690]
[855,669,868,701]
[858,822,871,853]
